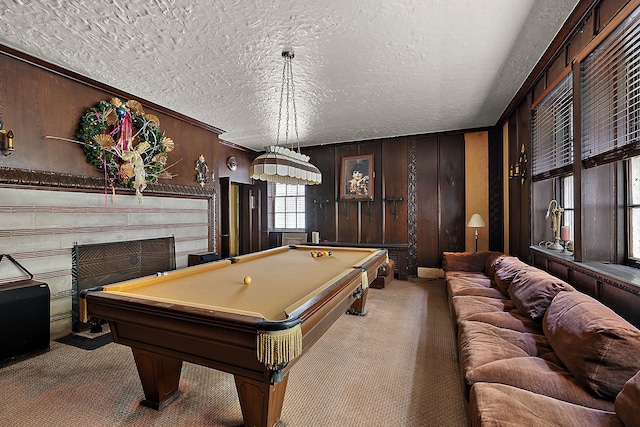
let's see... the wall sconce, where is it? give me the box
[509,143,527,184]
[0,118,15,156]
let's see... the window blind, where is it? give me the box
[581,7,640,165]
[268,182,305,230]
[531,72,573,177]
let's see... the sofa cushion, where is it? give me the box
[466,357,615,411]
[459,321,554,378]
[470,382,623,427]
[445,271,493,288]
[615,370,640,427]
[447,281,508,299]
[543,291,640,399]
[493,256,527,294]
[451,296,543,334]
[484,252,509,279]
[442,251,489,273]
[508,266,574,320]
[446,272,506,299]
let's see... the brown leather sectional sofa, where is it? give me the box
[442,251,640,427]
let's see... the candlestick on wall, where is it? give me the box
[0,117,15,156]
[509,144,527,185]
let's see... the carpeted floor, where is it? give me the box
[0,278,467,427]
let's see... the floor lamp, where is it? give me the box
[467,213,487,252]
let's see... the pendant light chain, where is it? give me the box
[275,55,288,147]
[288,55,300,154]
[284,57,290,148]
[249,49,322,185]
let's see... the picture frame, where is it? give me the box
[340,154,374,200]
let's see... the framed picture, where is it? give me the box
[340,154,374,200]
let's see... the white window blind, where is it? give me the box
[581,7,640,163]
[531,72,573,177]
[268,183,305,230]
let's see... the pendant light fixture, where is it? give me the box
[250,50,322,185]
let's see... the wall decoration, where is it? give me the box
[195,155,210,187]
[226,156,238,171]
[76,97,174,202]
[340,154,374,200]
[509,143,527,185]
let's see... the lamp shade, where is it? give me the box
[250,146,322,185]
[467,213,486,228]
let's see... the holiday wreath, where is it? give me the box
[76,97,174,201]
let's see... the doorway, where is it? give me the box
[220,178,266,258]
[220,178,239,258]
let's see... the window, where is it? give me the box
[531,72,573,178]
[628,156,640,260]
[561,175,574,243]
[581,6,640,165]
[268,183,305,230]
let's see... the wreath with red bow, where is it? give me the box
[76,98,174,200]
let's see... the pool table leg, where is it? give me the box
[234,373,289,427]
[346,287,368,316]
[131,348,183,410]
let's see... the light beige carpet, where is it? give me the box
[0,278,467,426]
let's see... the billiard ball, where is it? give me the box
[243,276,252,285]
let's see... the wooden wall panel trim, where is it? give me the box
[0,167,215,198]
[407,140,418,274]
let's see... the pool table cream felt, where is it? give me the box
[98,245,381,321]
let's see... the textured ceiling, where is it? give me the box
[0,0,579,151]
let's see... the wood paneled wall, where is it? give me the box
[304,133,467,275]
[501,0,628,262]
[0,46,257,256]
[465,131,489,252]
[0,46,245,338]
[0,48,222,191]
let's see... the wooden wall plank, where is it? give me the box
[383,139,408,244]
[416,135,440,267]
[438,134,466,255]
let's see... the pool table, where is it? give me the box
[80,244,387,427]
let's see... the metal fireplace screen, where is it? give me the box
[72,236,175,331]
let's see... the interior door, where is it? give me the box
[220,178,233,258]
[239,182,266,254]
